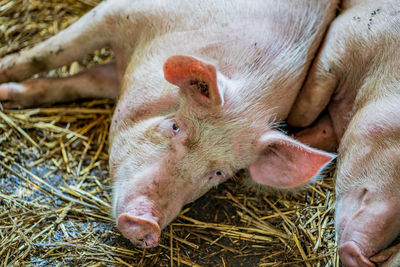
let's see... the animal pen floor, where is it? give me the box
[0,0,338,266]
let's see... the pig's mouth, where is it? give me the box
[117,212,161,248]
[339,236,400,267]
[338,240,375,267]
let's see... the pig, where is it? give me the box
[0,0,338,248]
[288,0,400,266]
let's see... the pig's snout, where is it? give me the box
[338,241,375,267]
[117,213,161,248]
[336,186,400,267]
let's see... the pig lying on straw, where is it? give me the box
[0,0,337,250]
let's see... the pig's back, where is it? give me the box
[115,0,337,121]
[327,1,400,139]
[137,0,335,64]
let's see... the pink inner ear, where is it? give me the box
[248,131,335,189]
[163,55,222,106]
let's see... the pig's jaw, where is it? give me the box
[335,186,400,267]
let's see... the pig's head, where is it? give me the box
[335,129,400,267]
[110,55,335,248]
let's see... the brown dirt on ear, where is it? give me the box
[0,1,338,266]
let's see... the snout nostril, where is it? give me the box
[117,213,161,249]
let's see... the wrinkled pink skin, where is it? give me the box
[0,0,338,248]
[289,0,400,265]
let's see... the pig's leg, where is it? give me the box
[287,32,339,128]
[294,112,338,152]
[0,63,119,108]
[0,1,114,84]
[370,243,400,267]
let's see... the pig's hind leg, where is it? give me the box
[0,1,116,84]
[0,62,120,108]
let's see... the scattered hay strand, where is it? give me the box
[0,110,39,148]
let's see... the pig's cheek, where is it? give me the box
[215,175,230,185]
[160,200,187,228]
[183,180,213,204]
[199,176,230,198]
[207,172,229,186]
[184,173,230,204]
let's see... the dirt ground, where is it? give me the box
[0,1,338,266]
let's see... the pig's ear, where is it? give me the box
[163,55,223,106]
[248,130,335,189]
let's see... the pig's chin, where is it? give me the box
[338,237,376,267]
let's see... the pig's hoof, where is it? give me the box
[339,241,376,267]
[117,214,161,248]
[0,82,30,108]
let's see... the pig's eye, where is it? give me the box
[172,122,180,133]
[208,170,227,182]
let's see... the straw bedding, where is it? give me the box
[0,1,338,266]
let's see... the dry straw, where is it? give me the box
[0,0,338,266]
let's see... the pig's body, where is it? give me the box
[289,0,400,266]
[0,0,338,248]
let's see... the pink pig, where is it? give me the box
[289,0,400,266]
[0,0,337,248]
